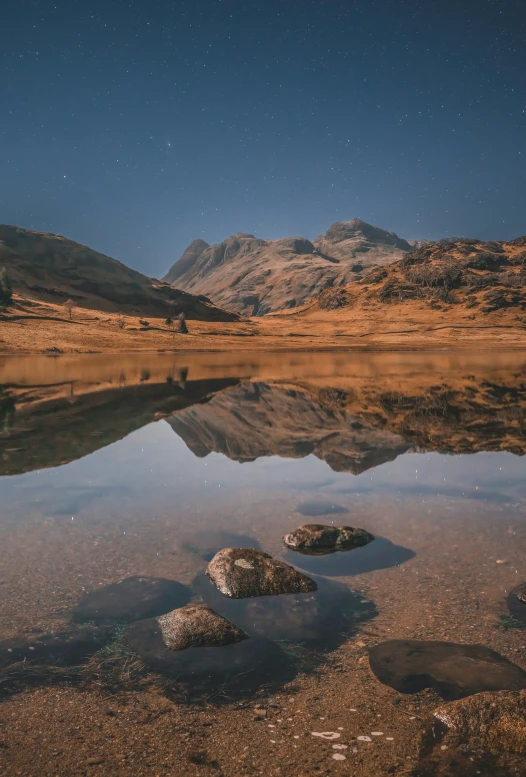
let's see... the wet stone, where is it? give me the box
[72,575,190,624]
[124,618,296,698]
[206,548,317,599]
[369,639,526,700]
[507,582,526,624]
[283,523,374,555]
[413,691,526,777]
[157,604,248,650]
[193,572,377,647]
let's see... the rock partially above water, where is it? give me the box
[369,639,526,700]
[413,691,526,777]
[507,582,526,624]
[283,524,374,555]
[72,575,190,624]
[157,604,248,650]
[206,548,317,598]
[193,572,377,646]
[125,618,295,697]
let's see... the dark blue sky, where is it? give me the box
[1,0,525,278]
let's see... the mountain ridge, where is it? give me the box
[162,218,415,316]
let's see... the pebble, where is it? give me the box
[332,745,348,750]
[311,732,341,740]
[332,754,346,761]
[371,731,384,736]
[357,736,372,742]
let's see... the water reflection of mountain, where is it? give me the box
[168,382,411,474]
[168,378,526,474]
[1,364,525,477]
[0,377,239,476]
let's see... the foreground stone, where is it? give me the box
[507,582,526,624]
[283,524,374,555]
[206,548,317,598]
[72,575,190,624]
[125,618,295,697]
[413,690,526,776]
[369,639,526,700]
[157,604,248,650]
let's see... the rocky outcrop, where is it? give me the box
[163,219,412,315]
[283,524,374,554]
[206,548,317,598]
[369,639,526,700]
[163,239,210,284]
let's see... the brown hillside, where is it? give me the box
[163,219,412,315]
[260,237,526,345]
[0,225,237,321]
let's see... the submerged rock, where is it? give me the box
[0,627,111,668]
[157,604,248,650]
[206,548,317,598]
[283,524,374,555]
[72,575,190,624]
[413,691,526,776]
[193,572,377,646]
[125,618,295,697]
[369,639,526,700]
[507,582,526,624]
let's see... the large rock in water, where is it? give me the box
[283,524,374,555]
[72,575,190,624]
[193,572,377,647]
[206,548,317,598]
[413,691,526,777]
[125,618,295,698]
[369,639,526,700]
[156,604,248,650]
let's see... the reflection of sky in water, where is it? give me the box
[2,419,525,524]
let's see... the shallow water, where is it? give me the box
[1,351,526,769]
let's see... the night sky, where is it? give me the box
[2,0,525,278]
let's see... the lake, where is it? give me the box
[0,350,525,776]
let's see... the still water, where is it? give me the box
[0,351,525,774]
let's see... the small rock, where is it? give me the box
[157,604,248,650]
[206,548,316,598]
[283,524,374,555]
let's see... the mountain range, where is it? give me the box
[163,218,416,315]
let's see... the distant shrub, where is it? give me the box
[405,260,462,290]
[116,314,126,329]
[63,299,75,319]
[177,312,188,333]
